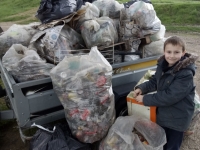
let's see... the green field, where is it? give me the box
[0,0,200,32]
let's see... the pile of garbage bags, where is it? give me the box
[0,0,166,70]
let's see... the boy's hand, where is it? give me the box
[135,95,144,103]
[133,88,142,98]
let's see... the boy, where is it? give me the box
[133,36,198,150]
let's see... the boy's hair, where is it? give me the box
[164,36,185,52]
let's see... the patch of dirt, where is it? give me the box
[0,23,200,150]
[0,22,17,31]
[6,7,38,19]
[0,119,30,150]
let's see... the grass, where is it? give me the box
[166,25,200,32]
[0,0,40,24]
[0,97,7,111]
[119,0,200,4]
[153,4,200,24]
[0,0,40,19]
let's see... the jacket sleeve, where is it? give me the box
[143,69,194,107]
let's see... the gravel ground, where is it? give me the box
[0,23,200,150]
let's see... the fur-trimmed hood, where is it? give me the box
[158,53,199,74]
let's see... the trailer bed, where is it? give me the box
[0,56,158,140]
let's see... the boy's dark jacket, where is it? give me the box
[136,53,198,131]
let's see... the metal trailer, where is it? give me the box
[0,56,158,142]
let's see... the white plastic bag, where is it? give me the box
[93,0,124,18]
[81,17,118,48]
[29,24,85,64]
[129,1,161,36]
[149,25,166,42]
[2,44,54,82]
[143,38,165,57]
[75,2,100,32]
[194,90,200,111]
[0,22,39,57]
[100,115,166,150]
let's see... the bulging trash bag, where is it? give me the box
[74,2,100,33]
[149,25,166,42]
[81,17,118,48]
[36,0,78,24]
[0,22,39,57]
[29,24,85,64]
[129,1,161,37]
[30,123,92,150]
[50,46,115,143]
[2,44,54,82]
[99,115,166,150]
[143,38,165,58]
[92,0,124,18]
[123,0,152,8]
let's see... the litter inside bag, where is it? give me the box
[0,22,39,57]
[29,24,85,64]
[99,115,166,150]
[129,1,161,37]
[118,8,141,50]
[81,17,118,48]
[50,46,115,143]
[75,2,100,33]
[2,44,54,82]
[92,0,124,18]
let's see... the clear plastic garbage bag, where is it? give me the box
[50,46,115,143]
[0,22,39,57]
[92,0,124,18]
[2,44,54,82]
[29,24,85,64]
[81,17,118,48]
[100,115,166,150]
[129,1,161,36]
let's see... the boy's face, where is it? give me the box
[164,43,185,67]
